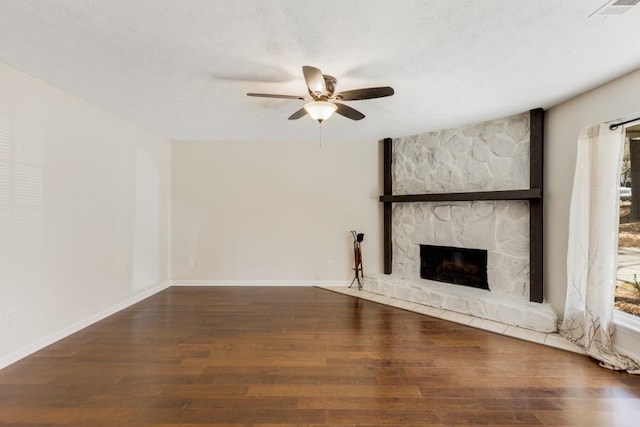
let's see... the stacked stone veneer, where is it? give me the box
[365,112,557,332]
[392,113,531,194]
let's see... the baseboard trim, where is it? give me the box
[0,280,171,370]
[171,280,349,287]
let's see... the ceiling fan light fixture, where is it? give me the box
[304,101,337,123]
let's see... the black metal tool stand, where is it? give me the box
[349,231,364,291]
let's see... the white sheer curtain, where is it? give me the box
[560,122,640,373]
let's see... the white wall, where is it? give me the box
[0,62,172,367]
[545,68,640,316]
[171,138,382,284]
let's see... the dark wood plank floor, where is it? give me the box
[1,287,639,426]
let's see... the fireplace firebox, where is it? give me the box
[420,244,489,290]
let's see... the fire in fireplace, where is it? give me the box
[420,244,489,290]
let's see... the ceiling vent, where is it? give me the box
[590,0,640,16]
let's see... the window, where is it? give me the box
[616,124,640,319]
[0,117,44,267]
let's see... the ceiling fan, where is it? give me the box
[247,66,394,123]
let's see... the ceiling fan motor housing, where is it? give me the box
[308,74,336,100]
[322,75,336,98]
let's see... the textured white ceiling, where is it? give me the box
[0,0,639,143]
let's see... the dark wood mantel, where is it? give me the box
[380,189,541,203]
[380,108,544,303]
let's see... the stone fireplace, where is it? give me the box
[365,111,557,332]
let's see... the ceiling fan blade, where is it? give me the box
[288,108,308,120]
[247,93,305,100]
[335,86,395,101]
[302,66,326,97]
[335,103,365,121]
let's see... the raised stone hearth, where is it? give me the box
[375,111,557,332]
[364,274,557,332]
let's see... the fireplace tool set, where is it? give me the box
[349,231,364,290]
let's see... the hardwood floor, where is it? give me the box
[0,286,639,426]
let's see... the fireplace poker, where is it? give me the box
[349,231,364,291]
